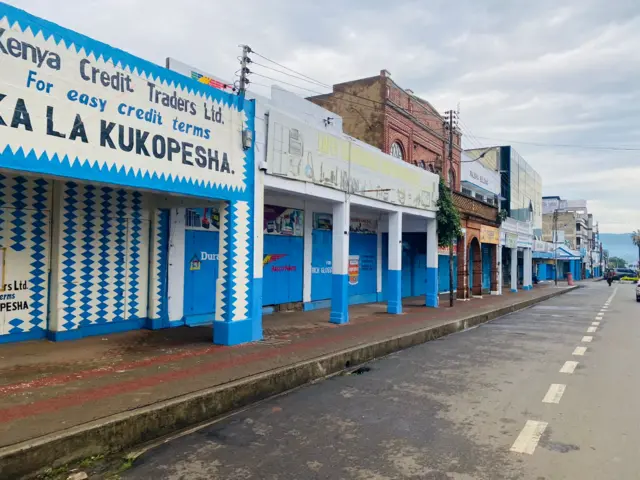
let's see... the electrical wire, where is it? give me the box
[250,72,328,95]
[249,61,330,89]
[248,48,446,123]
[250,50,331,88]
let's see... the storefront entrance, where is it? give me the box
[183,229,219,325]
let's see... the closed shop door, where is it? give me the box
[311,229,332,301]
[183,230,219,322]
[263,235,303,305]
[413,253,426,297]
[482,244,491,290]
[348,233,377,298]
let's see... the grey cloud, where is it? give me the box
[7,0,640,232]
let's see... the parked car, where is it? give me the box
[613,268,638,280]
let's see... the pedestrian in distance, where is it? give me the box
[607,269,614,287]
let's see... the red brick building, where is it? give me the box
[308,69,462,189]
[309,70,500,299]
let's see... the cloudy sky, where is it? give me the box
[9,0,640,233]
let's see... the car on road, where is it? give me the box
[636,280,640,302]
[613,268,638,280]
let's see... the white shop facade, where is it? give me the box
[0,4,257,345]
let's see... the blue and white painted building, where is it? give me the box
[166,57,441,324]
[0,3,257,345]
[261,89,441,320]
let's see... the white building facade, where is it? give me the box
[0,5,257,345]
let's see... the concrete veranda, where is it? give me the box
[0,284,574,450]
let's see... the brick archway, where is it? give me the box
[468,236,483,297]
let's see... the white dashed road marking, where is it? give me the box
[587,326,597,333]
[582,336,593,342]
[542,384,566,404]
[560,361,578,373]
[573,346,587,356]
[510,420,548,454]
[592,322,600,326]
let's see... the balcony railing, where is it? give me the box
[452,190,499,224]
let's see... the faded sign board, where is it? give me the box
[266,109,438,211]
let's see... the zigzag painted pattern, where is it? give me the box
[231,201,250,321]
[215,203,230,321]
[61,182,79,332]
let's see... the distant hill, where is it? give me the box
[600,233,638,264]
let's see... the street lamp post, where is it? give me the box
[553,209,559,286]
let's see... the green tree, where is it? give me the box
[632,230,640,269]
[608,256,626,269]
[436,177,463,307]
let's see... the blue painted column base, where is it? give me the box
[330,274,349,324]
[522,285,532,291]
[387,270,402,314]
[510,288,518,293]
[252,277,264,341]
[425,267,439,308]
[214,318,254,346]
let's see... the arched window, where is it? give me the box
[390,141,404,160]
[427,163,435,173]
[448,168,456,188]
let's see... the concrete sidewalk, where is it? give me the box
[0,284,577,478]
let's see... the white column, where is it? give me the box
[252,170,264,340]
[462,229,468,299]
[510,247,518,293]
[426,217,438,307]
[376,218,383,300]
[330,200,350,324]
[496,244,503,295]
[302,201,313,304]
[524,248,533,290]
[387,211,403,314]
[167,208,186,323]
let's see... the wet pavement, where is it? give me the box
[122,282,640,479]
[0,286,561,448]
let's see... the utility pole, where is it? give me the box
[238,45,251,96]
[553,211,557,285]
[444,109,458,307]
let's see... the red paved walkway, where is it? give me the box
[0,285,567,448]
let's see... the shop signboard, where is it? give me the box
[461,154,501,195]
[312,213,378,234]
[505,233,518,249]
[348,255,360,285]
[264,205,304,236]
[0,4,253,201]
[438,242,458,256]
[480,225,500,244]
[518,237,533,249]
[185,207,221,231]
[266,109,438,212]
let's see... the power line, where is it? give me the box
[250,61,330,89]
[248,49,446,123]
[458,119,485,150]
[250,50,331,88]
[472,135,640,151]
[250,72,327,95]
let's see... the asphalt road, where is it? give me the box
[123,282,640,480]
